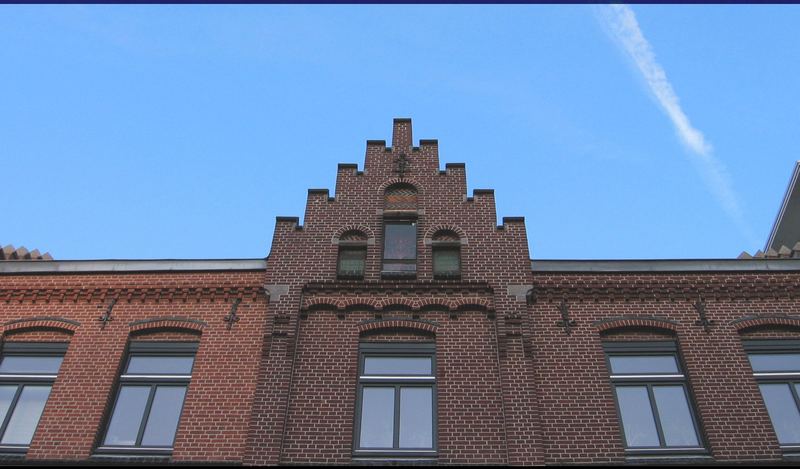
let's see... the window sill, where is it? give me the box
[0,445,27,454]
[338,274,365,281]
[381,271,417,279]
[352,450,438,460]
[624,448,710,463]
[433,273,460,280]
[93,446,173,459]
[781,445,800,459]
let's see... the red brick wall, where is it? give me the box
[244,119,541,465]
[0,271,267,463]
[531,272,800,464]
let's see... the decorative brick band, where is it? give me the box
[594,315,678,334]
[731,315,800,331]
[358,318,438,335]
[1,317,80,335]
[129,317,208,334]
[302,296,493,313]
[533,278,800,301]
[0,286,265,303]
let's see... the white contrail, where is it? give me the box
[599,4,755,244]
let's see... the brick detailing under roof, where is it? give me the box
[1,244,53,261]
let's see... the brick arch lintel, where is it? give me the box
[358,318,438,336]
[731,315,800,332]
[129,317,207,334]
[423,224,468,245]
[1,317,80,335]
[332,224,376,244]
[594,315,678,334]
[378,177,424,195]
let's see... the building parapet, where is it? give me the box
[0,258,267,274]
[532,258,800,272]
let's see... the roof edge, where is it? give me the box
[766,161,800,251]
[0,259,267,274]
[532,258,800,272]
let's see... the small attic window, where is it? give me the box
[338,231,368,279]
[432,230,461,279]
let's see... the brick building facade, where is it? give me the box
[2,119,800,465]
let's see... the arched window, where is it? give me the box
[382,183,418,277]
[338,230,368,279]
[431,230,461,279]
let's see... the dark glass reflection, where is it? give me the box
[0,356,63,374]
[141,386,187,447]
[749,354,800,373]
[103,386,150,446]
[653,386,699,446]
[609,355,679,375]
[433,248,460,274]
[338,248,366,276]
[359,387,394,448]
[364,357,432,376]
[399,387,433,449]
[616,386,660,447]
[126,356,194,375]
[384,223,416,261]
[0,386,17,428]
[759,383,800,444]
[1,386,51,445]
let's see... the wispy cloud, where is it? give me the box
[598,4,756,244]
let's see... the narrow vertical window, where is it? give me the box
[0,342,66,453]
[745,340,800,449]
[604,342,705,454]
[382,221,417,276]
[97,342,197,455]
[354,343,436,457]
[431,231,461,279]
[337,231,368,279]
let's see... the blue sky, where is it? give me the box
[2,5,800,260]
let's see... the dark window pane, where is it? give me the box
[749,354,800,373]
[759,383,800,444]
[338,248,366,276]
[399,387,433,449]
[103,386,151,446]
[384,223,416,260]
[382,262,417,272]
[364,357,432,376]
[0,356,63,374]
[141,386,187,447]
[653,385,699,447]
[359,387,395,448]
[0,386,17,429]
[126,356,194,375]
[433,248,460,275]
[616,386,660,447]
[609,355,679,375]
[1,385,51,445]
